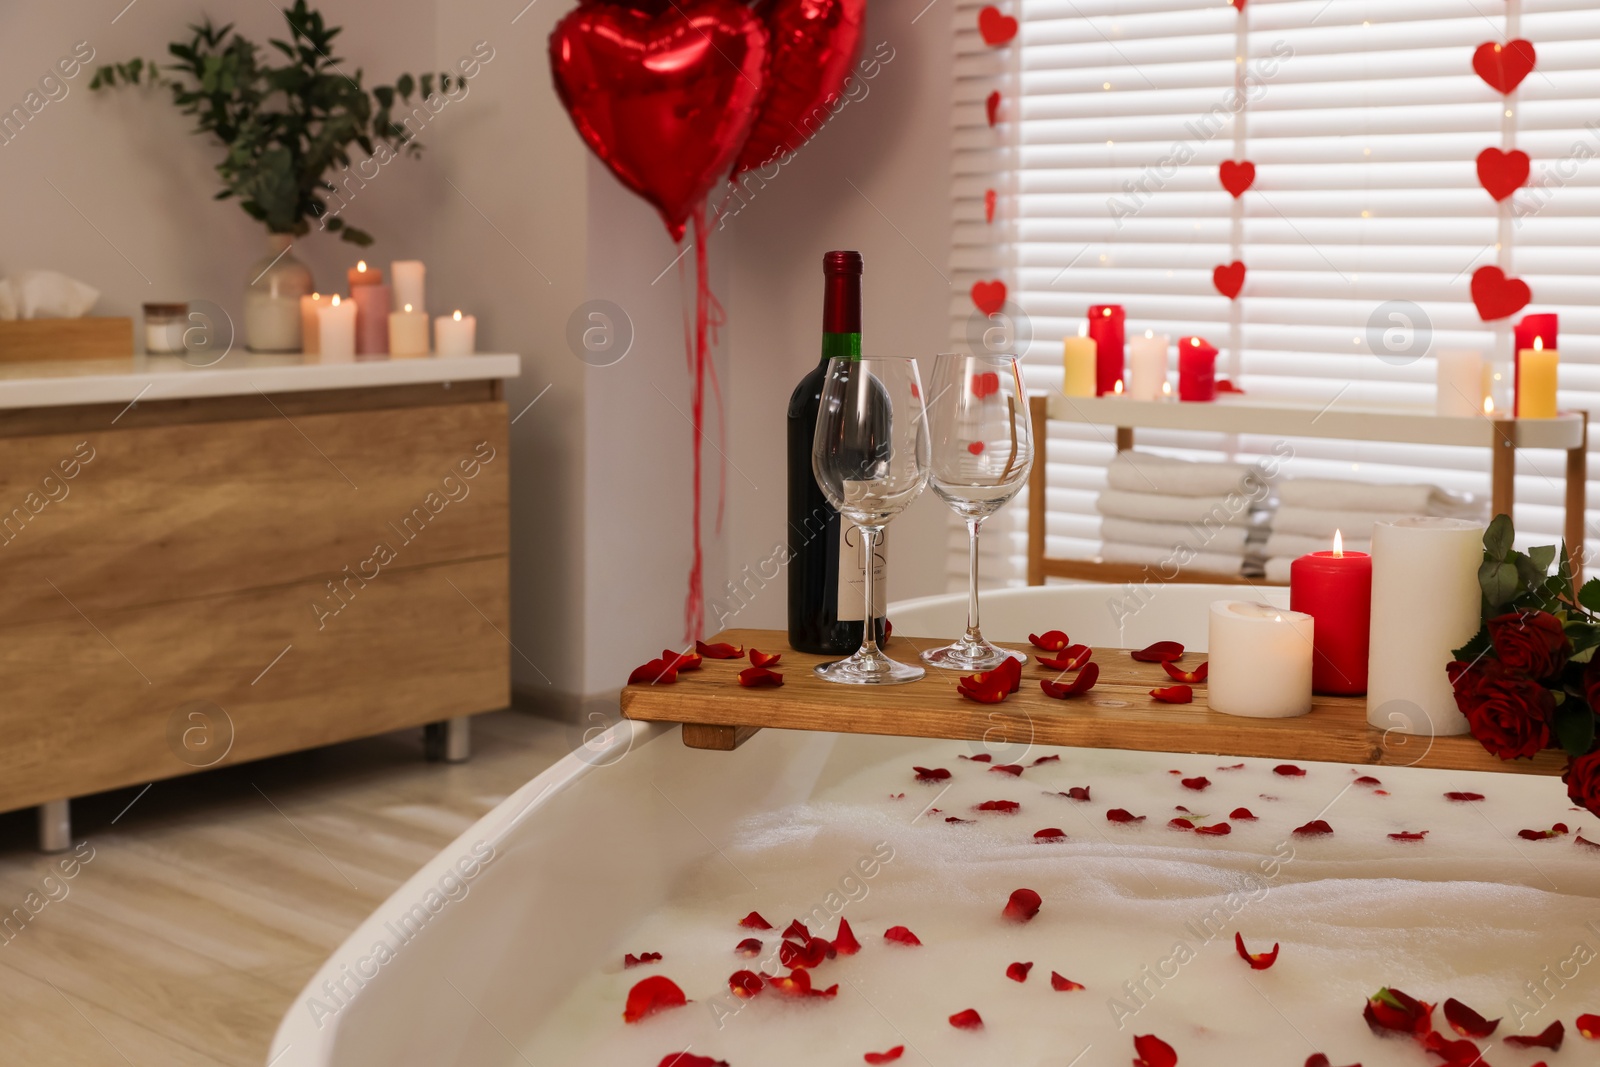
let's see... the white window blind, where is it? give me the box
[951,0,1600,587]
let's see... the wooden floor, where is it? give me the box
[0,710,571,1065]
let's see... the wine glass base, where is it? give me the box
[814,651,925,685]
[920,641,1027,672]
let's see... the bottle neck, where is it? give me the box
[821,332,861,363]
[821,271,862,364]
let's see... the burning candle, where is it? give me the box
[1206,600,1315,718]
[435,309,477,356]
[1177,335,1217,402]
[1289,529,1373,695]
[347,260,383,288]
[1518,337,1558,418]
[1434,349,1486,418]
[1128,330,1168,401]
[298,293,323,356]
[1062,325,1096,397]
[1513,312,1557,415]
[317,294,357,361]
[389,303,429,357]
[1087,304,1125,396]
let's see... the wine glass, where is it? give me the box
[921,352,1034,670]
[811,356,931,684]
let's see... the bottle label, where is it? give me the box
[837,524,886,620]
[821,332,862,362]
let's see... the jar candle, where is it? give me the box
[1435,348,1486,418]
[391,260,426,313]
[1513,313,1557,415]
[1177,335,1217,402]
[1517,338,1558,418]
[143,303,187,354]
[1290,531,1373,695]
[1127,330,1168,401]
[1206,600,1315,718]
[389,303,429,357]
[1367,517,1483,736]
[1062,331,1096,397]
[299,293,323,356]
[435,310,477,356]
[317,294,357,361]
[351,280,391,356]
[1087,304,1124,396]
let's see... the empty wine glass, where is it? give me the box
[811,356,931,684]
[921,352,1034,670]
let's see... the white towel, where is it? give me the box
[1271,505,1410,539]
[1108,450,1267,498]
[1101,541,1242,577]
[1264,557,1294,584]
[1100,516,1250,555]
[1262,532,1372,559]
[1096,488,1257,526]
[1278,477,1483,517]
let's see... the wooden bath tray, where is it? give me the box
[620,628,1565,777]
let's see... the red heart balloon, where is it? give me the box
[550,0,769,241]
[1472,40,1536,94]
[1471,266,1531,321]
[978,6,1018,47]
[1476,147,1529,202]
[731,0,866,178]
[971,279,1007,316]
[1218,160,1255,198]
[986,90,1001,128]
[1213,261,1246,300]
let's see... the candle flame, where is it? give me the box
[1274,614,1283,623]
[1190,336,1200,347]
[1113,379,1124,395]
[1102,307,1111,317]
[1162,380,1172,396]
[331,294,341,307]
[1534,336,1544,351]
[1333,529,1343,557]
[311,292,320,300]
[1144,329,1154,339]
[1484,396,1495,415]
[453,310,463,322]
[357,260,368,273]
[404,303,414,313]
[1078,322,1088,337]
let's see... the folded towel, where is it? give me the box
[1100,516,1251,555]
[1271,505,1410,539]
[1265,558,1293,584]
[1101,541,1243,577]
[1096,488,1257,526]
[1278,477,1483,517]
[1262,532,1372,559]
[1108,450,1268,498]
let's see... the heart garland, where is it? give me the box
[1213,261,1246,300]
[985,90,1001,128]
[1467,30,1536,322]
[1472,39,1536,95]
[1471,266,1531,321]
[984,188,997,224]
[978,6,1018,47]
[971,279,1007,316]
[1218,159,1255,198]
[1213,1,1250,302]
[1476,147,1529,202]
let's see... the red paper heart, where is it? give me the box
[731,0,866,177]
[1473,39,1536,94]
[967,440,984,455]
[978,6,1018,46]
[1218,160,1255,198]
[1229,0,1246,8]
[971,279,1007,315]
[1476,147,1529,202]
[1213,261,1246,300]
[984,188,997,223]
[550,0,769,241]
[985,90,1001,127]
[1470,265,1531,321]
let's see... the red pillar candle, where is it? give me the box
[1177,335,1217,401]
[1513,313,1558,417]
[1289,532,1373,695]
[1087,304,1125,396]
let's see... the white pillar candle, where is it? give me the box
[435,310,477,356]
[391,260,426,313]
[317,294,357,362]
[389,303,430,357]
[1435,348,1486,417]
[1367,517,1483,736]
[1206,600,1315,718]
[1128,330,1168,401]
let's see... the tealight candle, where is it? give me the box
[1128,330,1168,401]
[1434,348,1486,418]
[1517,337,1558,418]
[435,310,477,356]
[317,294,357,361]
[1087,304,1125,396]
[1062,327,1096,397]
[1367,517,1483,736]
[351,278,391,356]
[1177,335,1217,402]
[389,303,429,357]
[1206,600,1315,718]
[1290,530,1373,695]
[391,259,426,313]
[299,293,323,356]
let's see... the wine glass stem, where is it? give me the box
[965,517,984,643]
[859,524,884,657]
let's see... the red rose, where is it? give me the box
[1447,659,1553,760]
[1564,749,1600,818]
[1486,610,1570,679]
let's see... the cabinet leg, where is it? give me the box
[38,799,70,853]
[424,716,472,763]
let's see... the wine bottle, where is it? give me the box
[787,250,888,654]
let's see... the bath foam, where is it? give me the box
[515,740,1600,1066]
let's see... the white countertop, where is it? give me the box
[0,352,521,411]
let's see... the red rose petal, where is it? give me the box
[1040,662,1100,697]
[778,936,832,970]
[735,937,762,957]
[1174,805,1195,814]
[625,951,663,968]
[1274,764,1307,777]
[864,1048,905,1065]
[1168,817,1196,830]
[629,659,680,686]
[1107,808,1146,823]
[1194,822,1232,836]
[1064,787,1091,801]
[1373,790,1390,796]
[884,925,922,946]
[1234,932,1279,970]
[1304,1056,1359,1067]
[976,799,1020,813]
[1037,645,1092,670]
[990,764,1025,776]
[737,666,783,688]
[1420,1031,1483,1064]
[1051,971,1085,991]
[1161,660,1209,684]
[1230,807,1257,820]
[1131,641,1184,663]
[1518,823,1569,840]
[832,917,861,956]
[1028,630,1070,651]
[1006,960,1033,982]
[782,920,810,942]
[1294,819,1334,836]
[944,816,973,824]
[623,975,689,1022]
[768,967,839,999]
[696,640,744,659]
[739,911,772,930]
[658,1054,729,1067]
[1354,775,1382,785]
[1388,830,1428,842]
[748,648,782,668]
[662,648,703,671]
[1034,827,1067,841]
[1504,1020,1563,1049]
[1442,997,1500,1038]
[1364,987,1434,1036]
[1151,684,1193,704]
[958,676,1011,704]
[1219,762,1245,771]
[1133,1033,1178,1067]
[948,1008,984,1030]
[961,753,993,762]
[1002,887,1042,923]
[1033,754,1060,765]
[913,766,951,783]
[728,969,763,998]
[1576,1011,1600,1038]
[1444,791,1485,802]
[1181,776,1211,791]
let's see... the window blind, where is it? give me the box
[951,0,1600,588]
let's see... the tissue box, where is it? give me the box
[0,318,133,362]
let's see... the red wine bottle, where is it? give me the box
[787,250,888,654]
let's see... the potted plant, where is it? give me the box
[92,1,453,351]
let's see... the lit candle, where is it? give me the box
[1513,312,1557,415]
[317,294,357,361]
[1128,330,1168,401]
[347,260,383,288]
[1367,517,1484,736]
[391,259,426,313]
[1206,600,1315,718]
[1289,529,1373,695]
[1112,378,1124,395]
[1517,336,1558,418]
[1434,348,1486,418]
[299,293,323,356]
[1177,335,1217,402]
[1087,304,1125,396]
[389,303,429,357]
[351,277,392,356]
[435,310,477,356]
[1062,325,1096,397]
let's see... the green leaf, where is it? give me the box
[1553,699,1597,757]
[1480,559,1520,608]
[1528,544,1557,576]
[340,225,375,246]
[1483,514,1514,562]
[1452,627,1491,664]
[396,73,414,98]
